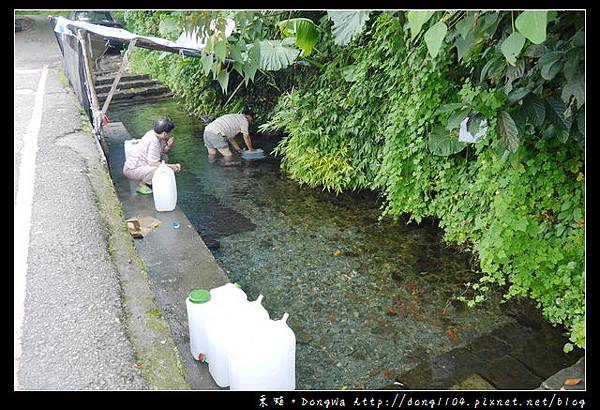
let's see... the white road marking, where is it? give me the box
[14,69,42,74]
[14,64,48,390]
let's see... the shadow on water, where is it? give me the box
[108,99,583,390]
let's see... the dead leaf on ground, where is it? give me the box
[446,326,459,340]
[383,368,394,379]
[564,378,582,386]
[333,249,342,257]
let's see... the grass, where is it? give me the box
[15,10,71,17]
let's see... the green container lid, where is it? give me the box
[189,289,211,304]
[234,282,242,289]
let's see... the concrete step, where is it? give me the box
[95,73,152,86]
[97,84,172,103]
[95,78,164,94]
[103,92,175,108]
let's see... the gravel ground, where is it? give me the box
[15,15,146,390]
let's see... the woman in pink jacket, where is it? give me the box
[123,117,182,194]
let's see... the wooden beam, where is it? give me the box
[101,38,138,115]
[76,29,102,134]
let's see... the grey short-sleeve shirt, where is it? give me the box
[204,114,249,138]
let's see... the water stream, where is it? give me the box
[108,99,582,390]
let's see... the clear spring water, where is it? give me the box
[108,99,582,390]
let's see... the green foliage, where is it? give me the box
[257,40,300,70]
[277,18,321,57]
[406,10,434,40]
[327,11,372,46]
[264,11,585,350]
[501,32,526,66]
[424,21,448,58]
[515,11,548,44]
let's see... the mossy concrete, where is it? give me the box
[77,120,190,389]
[104,122,228,389]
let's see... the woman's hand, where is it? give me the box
[170,163,182,172]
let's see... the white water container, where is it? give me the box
[229,313,296,391]
[209,282,247,305]
[124,138,140,161]
[185,289,212,362]
[152,161,177,212]
[202,283,248,364]
[206,294,269,387]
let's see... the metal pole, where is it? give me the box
[101,37,138,115]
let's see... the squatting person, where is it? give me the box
[123,117,182,194]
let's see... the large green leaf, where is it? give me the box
[496,110,519,152]
[561,74,585,109]
[428,126,467,156]
[213,37,227,62]
[216,70,229,94]
[327,10,371,46]
[455,30,483,61]
[242,42,260,85]
[546,97,573,131]
[257,40,300,71]
[407,10,434,40]
[277,18,320,57]
[424,21,448,59]
[523,94,546,126]
[501,31,526,66]
[541,61,563,81]
[201,53,213,76]
[515,11,548,44]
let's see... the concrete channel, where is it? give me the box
[104,122,227,389]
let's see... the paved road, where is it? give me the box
[14,15,146,390]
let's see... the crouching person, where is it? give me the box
[123,117,182,194]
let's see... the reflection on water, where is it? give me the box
[109,99,582,390]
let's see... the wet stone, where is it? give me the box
[465,334,511,362]
[449,374,496,390]
[491,321,535,347]
[397,360,457,390]
[435,348,483,382]
[479,355,544,390]
[509,335,582,379]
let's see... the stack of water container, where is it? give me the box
[185,283,296,390]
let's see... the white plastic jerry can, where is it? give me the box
[209,283,247,305]
[124,138,140,161]
[202,283,248,366]
[229,312,296,391]
[152,161,177,212]
[206,294,270,387]
[185,289,212,362]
